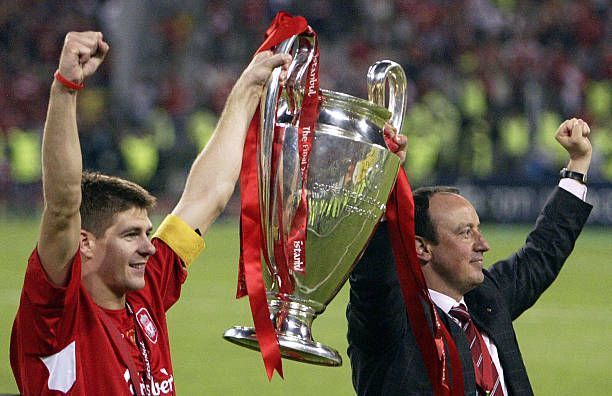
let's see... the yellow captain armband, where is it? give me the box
[153,214,205,268]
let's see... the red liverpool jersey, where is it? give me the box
[10,215,204,395]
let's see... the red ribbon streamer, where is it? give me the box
[384,159,465,395]
[286,40,320,275]
[237,12,310,380]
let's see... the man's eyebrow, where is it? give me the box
[120,225,153,234]
[454,222,477,232]
[120,226,141,234]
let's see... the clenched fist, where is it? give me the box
[555,118,592,174]
[57,31,109,87]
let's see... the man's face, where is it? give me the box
[83,207,156,301]
[422,193,490,300]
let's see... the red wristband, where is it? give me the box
[54,70,84,91]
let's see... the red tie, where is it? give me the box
[449,304,503,396]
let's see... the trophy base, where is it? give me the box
[223,326,342,367]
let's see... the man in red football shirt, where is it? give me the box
[10,31,290,395]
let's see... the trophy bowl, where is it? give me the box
[224,34,407,366]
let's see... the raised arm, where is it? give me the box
[489,118,593,317]
[171,51,291,233]
[38,32,109,286]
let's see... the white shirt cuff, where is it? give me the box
[559,178,587,201]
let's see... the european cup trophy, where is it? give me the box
[224,34,407,366]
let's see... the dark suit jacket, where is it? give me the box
[347,187,592,395]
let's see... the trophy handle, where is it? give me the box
[261,36,296,140]
[366,60,407,133]
[262,34,317,128]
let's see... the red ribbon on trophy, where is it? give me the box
[286,39,319,275]
[383,134,464,395]
[236,12,319,380]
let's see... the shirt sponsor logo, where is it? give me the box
[124,368,175,395]
[136,307,158,344]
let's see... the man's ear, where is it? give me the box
[415,236,432,262]
[80,230,96,260]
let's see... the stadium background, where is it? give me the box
[0,1,610,394]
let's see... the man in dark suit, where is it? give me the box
[347,118,593,395]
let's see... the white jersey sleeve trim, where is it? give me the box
[40,340,76,393]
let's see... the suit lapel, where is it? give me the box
[465,287,503,346]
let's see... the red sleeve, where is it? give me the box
[22,248,81,308]
[142,214,205,311]
[143,239,188,311]
[14,248,81,354]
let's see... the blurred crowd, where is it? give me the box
[1,0,610,215]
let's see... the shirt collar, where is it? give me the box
[428,289,465,314]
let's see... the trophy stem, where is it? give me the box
[223,300,342,366]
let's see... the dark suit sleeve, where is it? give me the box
[347,222,437,394]
[347,222,407,355]
[487,187,592,320]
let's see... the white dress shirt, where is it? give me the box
[429,289,508,395]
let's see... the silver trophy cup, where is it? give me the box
[224,34,407,366]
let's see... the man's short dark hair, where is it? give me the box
[80,171,156,237]
[413,186,460,243]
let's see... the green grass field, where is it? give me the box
[1,217,610,395]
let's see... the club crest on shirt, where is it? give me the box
[136,307,158,344]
